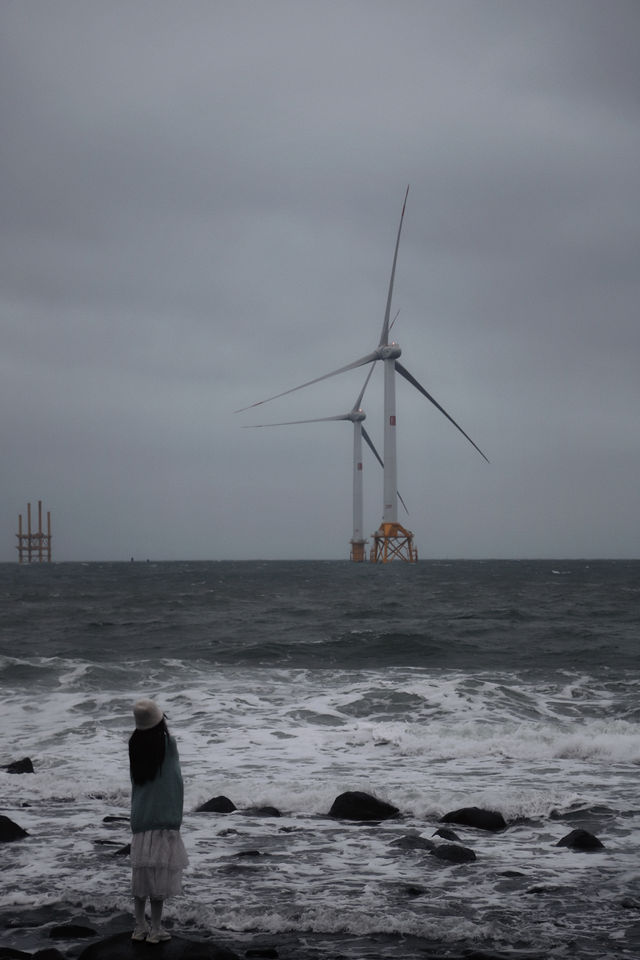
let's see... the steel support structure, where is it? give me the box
[350,538,367,562]
[16,501,52,563]
[370,521,418,563]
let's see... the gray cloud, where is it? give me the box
[1,0,638,560]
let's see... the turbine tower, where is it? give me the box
[237,186,489,562]
[245,367,408,561]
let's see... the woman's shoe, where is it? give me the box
[131,927,148,941]
[147,929,172,944]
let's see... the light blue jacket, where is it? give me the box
[130,735,184,834]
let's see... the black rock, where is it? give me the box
[556,829,604,850]
[78,931,240,959]
[1,906,69,929]
[0,949,31,959]
[402,884,428,898]
[33,950,67,959]
[621,897,640,910]
[50,924,97,939]
[440,807,506,832]
[196,796,237,813]
[329,791,399,821]
[430,843,477,864]
[246,949,278,958]
[242,806,281,818]
[0,816,28,842]
[390,834,435,852]
[5,758,34,775]
[432,827,461,842]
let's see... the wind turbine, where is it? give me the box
[244,366,409,561]
[237,186,489,562]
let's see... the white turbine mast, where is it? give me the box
[237,186,489,562]
[244,365,409,561]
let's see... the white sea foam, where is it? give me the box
[2,655,639,960]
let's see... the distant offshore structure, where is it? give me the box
[16,500,52,563]
[238,188,488,562]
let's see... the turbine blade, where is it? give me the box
[379,185,409,347]
[396,362,490,464]
[353,363,376,411]
[362,426,409,514]
[361,426,384,469]
[235,353,379,413]
[244,414,351,427]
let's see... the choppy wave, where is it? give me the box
[1,560,640,958]
[2,559,639,669]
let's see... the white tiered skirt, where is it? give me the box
[131,829,189,899]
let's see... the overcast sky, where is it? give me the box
[2,1,638,562]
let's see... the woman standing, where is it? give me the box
[128,699,189,943]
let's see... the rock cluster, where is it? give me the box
[2,773,608,959]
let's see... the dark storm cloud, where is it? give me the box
[1,0,638,560]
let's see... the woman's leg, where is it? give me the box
[149,898,170,941]
[132,896,147,939]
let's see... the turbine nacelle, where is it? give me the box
[378,342,401,361]
[349,409,366,422]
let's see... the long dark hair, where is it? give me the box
[129,718,168,785]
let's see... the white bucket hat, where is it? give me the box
[133,699,164,731]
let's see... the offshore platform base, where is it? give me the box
[350,522,418,563]
[370,521,418,563]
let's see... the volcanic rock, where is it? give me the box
[5,758,34,774]
[0,816,28,842]
[440,807,506,832]
[432,827,462,842]
[430,843,477,864]
[50,924,97,939]
[196,796,236,813]
[556,829,604,850]
[391,833,435,852]
[78,931,240,959]
[242,806,281,818]
[329,791,399,821]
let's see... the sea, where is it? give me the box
[1,559,639,960]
